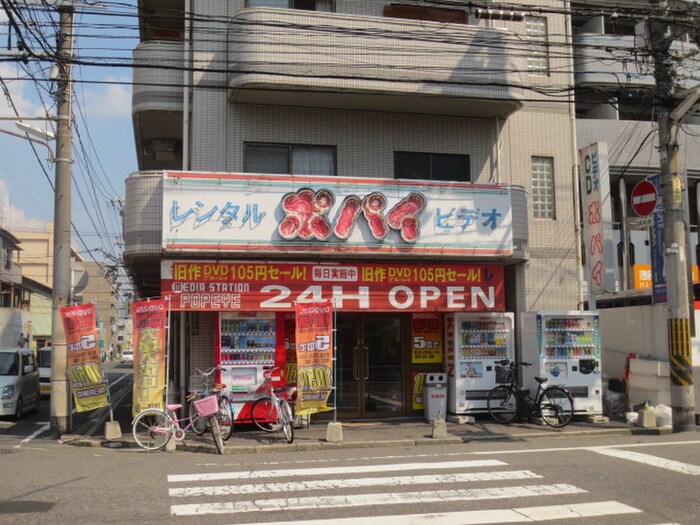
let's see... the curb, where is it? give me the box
[59,425,645,454]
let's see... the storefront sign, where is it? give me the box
[411,313,443,363]
[162,172,512,257]
[295,301,334,415]
[60,303,109,413]
[131,299,168,416]
[578,143,615,298]
[162,260,505,312]
[633,263,699,290]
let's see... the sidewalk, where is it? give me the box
[60,413,654,454]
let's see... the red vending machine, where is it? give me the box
[216,311,286,421]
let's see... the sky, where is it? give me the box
[0,2,138,270]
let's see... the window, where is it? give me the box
[526,16,549,74]
[244,144,336,175]
[531,156,556,219]
[394,152,470,181]
[246,0,334,10]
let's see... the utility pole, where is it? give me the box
[647,0,696,432]
[49,2,74,436]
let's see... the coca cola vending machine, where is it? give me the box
[216,311,286,421]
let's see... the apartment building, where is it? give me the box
[124,0,600,419]
[572,1,700,296]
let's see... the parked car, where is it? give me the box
[0,348,40,419]
[120,350,134,363]
[37,346,52,396]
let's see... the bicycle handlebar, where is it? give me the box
[195,365,223,377]
[262,365,284,379]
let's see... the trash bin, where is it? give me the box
[424,373,447,422]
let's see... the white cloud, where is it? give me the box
[0,63,48,119]
[0,179,47,230]
[81,77,132,118]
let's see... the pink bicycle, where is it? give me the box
[131,394,224,454]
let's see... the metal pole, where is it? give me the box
[49,4,74,436]
[650,7,696,432]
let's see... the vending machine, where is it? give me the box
[446,312,515,414]
[216,311,286,421]
[520,311,603,414]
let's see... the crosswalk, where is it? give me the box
[166,456,646,523]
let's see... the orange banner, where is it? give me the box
[60,303,109,412]
[131,299,168,416]
[294,301,334,415]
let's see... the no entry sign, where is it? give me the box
[631,180,658,217]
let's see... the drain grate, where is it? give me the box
[0,448,17,455]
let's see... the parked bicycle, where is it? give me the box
[250,366,294,443]
[131,392,225,454]
[487,359,575,428]
[188,366,234,441]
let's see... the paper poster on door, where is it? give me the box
[412,371,426,410]
[411,313,443,364]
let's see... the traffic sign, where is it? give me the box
[631,180,658,217]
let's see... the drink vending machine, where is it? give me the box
[216,311,286,421]
[520,311,602,414]
[446,312,515,414]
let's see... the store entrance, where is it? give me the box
[335,313,407,419]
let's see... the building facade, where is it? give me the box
[123,1,700,420]
[124,0,587,419]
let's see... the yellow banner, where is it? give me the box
[60,303,109,413]
[633,264,699,289]
[131,299,168,416]
[295,301,334,415]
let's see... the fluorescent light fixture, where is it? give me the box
[15,121,55,141]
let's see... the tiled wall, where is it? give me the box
[186,0,581,316]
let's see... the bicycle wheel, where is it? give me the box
[188,398,207,435]
[251,397,276,432]
[487,385,518,424]
[278,399,294,444]
[208,414,225,455]
[132,409,173,451]
[218,395,234,441]
[539,386,574,428]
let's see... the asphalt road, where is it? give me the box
[2,398,699,525]
[2,362,699,524]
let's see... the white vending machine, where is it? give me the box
[446,312,515,414]
[520,311,603,414]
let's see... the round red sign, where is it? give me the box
[631,180,658,217]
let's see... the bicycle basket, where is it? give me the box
[495,365,513,384]
[193,395,219,417]
[189,374,213,392]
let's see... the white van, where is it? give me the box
[0,348,40,418]
[37,346,52,396]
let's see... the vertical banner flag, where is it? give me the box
[131,299,168,416]
[579,142,616,298]
[295,300,334,415]
[60,303,109,412]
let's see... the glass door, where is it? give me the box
[335,313,406,419]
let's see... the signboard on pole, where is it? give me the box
[60,303,109,412]
[578,142,616,300]
[294,301,334,415]
[131,299,169,416]
[648,175,667,303]
[631,180,658,217]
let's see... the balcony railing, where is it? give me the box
[228,8,525,118]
